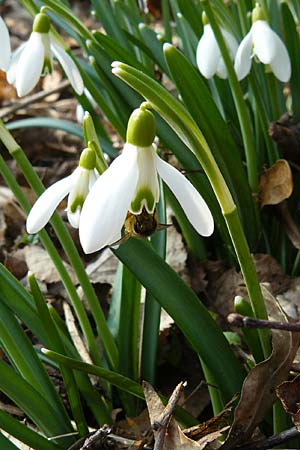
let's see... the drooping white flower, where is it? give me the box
[234,5,291,82]
[0,16,11,71]
[79,107,214,254]
[196,14,238,79]
[26,148,98,233]
[7,12,83,97]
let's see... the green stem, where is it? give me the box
[112,62,270,357]
[201,0,258,194]
[266,72,281,120]
[0,152,101,366]
[0,122,119,370]
[249,73,279,165]
[224,209,270,357]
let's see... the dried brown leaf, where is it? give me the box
[22,246,78,284]
[276,377,300,431]
[221,285,300,450]
[259,159,293,207]
[144,383,223,450]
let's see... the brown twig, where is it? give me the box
[228,313,300,332]
[150,381,186,450]
[235,426,300,450]
[0,80,71,119]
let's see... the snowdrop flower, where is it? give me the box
[7,11,83,97]
[196,13,238,79]
[26,147,98,233]
[79,106,214,253]
[234,3,291,82]
[0,16,11,71]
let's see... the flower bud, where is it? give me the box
[79,147,96,170]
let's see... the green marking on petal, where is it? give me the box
[131,188,155,213]
[33,13,51,33]
[70,196,85,213]
[42,57,52,75]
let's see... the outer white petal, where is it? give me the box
[216,57,227,79]
[252,20,277,64]
[234,31,253,80]
[222,28,238,59]
[6,43,25,84]
[196,24,220,79]
[79,152,139,254]
[156,155,214,236]
[0,17,11,71]
[26,173,77,234]
[269,33,291,82]
[50,39,84,95]
[16,32,45,96]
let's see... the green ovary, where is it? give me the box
[130,188,155,213]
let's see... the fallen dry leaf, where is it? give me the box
[144,382,224,450]
[276,377,300,431]
[221,285,300,450]
[259,159,293,207]
[22,246,78,284]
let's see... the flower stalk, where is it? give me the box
[0,120,119,369]
[112,61,271,358]
[200,0,259,195]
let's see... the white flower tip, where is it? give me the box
[40,347,48,354]
[163,43,173,52]
[26,217,40,234]
[138,22,146,30]
[111,61,122,68]
[79,233,101,254]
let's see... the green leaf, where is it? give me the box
[115,239,245,401]
[0,409,63,450]
[0,359,74,445]
[0,298,71,430]
[164,44,258,247]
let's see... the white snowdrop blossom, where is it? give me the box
[196,23,238,79]
[0,16,11,71]
[79,107,214,254]
[26,148,98,233]
[7,12,83,97]
[234,7,291,82]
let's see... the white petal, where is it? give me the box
[67,208,81,228]
[76,104,84,123]
[26,173,76,234]
[6,43,25,84]
[129,144,159,214]
[269,33,291,82]
[155,155,214,236]
[252,20,277,64]
[16,32,45,96]
[222,28,238,59]
[196,24,220,79]
[50,39,84,95]
[234,31,253,80]
[216,57,227,79]
[79,152,139,253]
[0,17,11,71]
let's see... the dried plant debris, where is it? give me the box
[144,381,228,450]
[269,113,300,163]
[276,377,300,431]
[220,285,300,450]
[258,159,293,207]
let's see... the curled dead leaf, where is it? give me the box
[259,159,293,207]
[276,377,300,431]
[221,285,300,450]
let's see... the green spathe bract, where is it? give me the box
[126,107,156,147]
